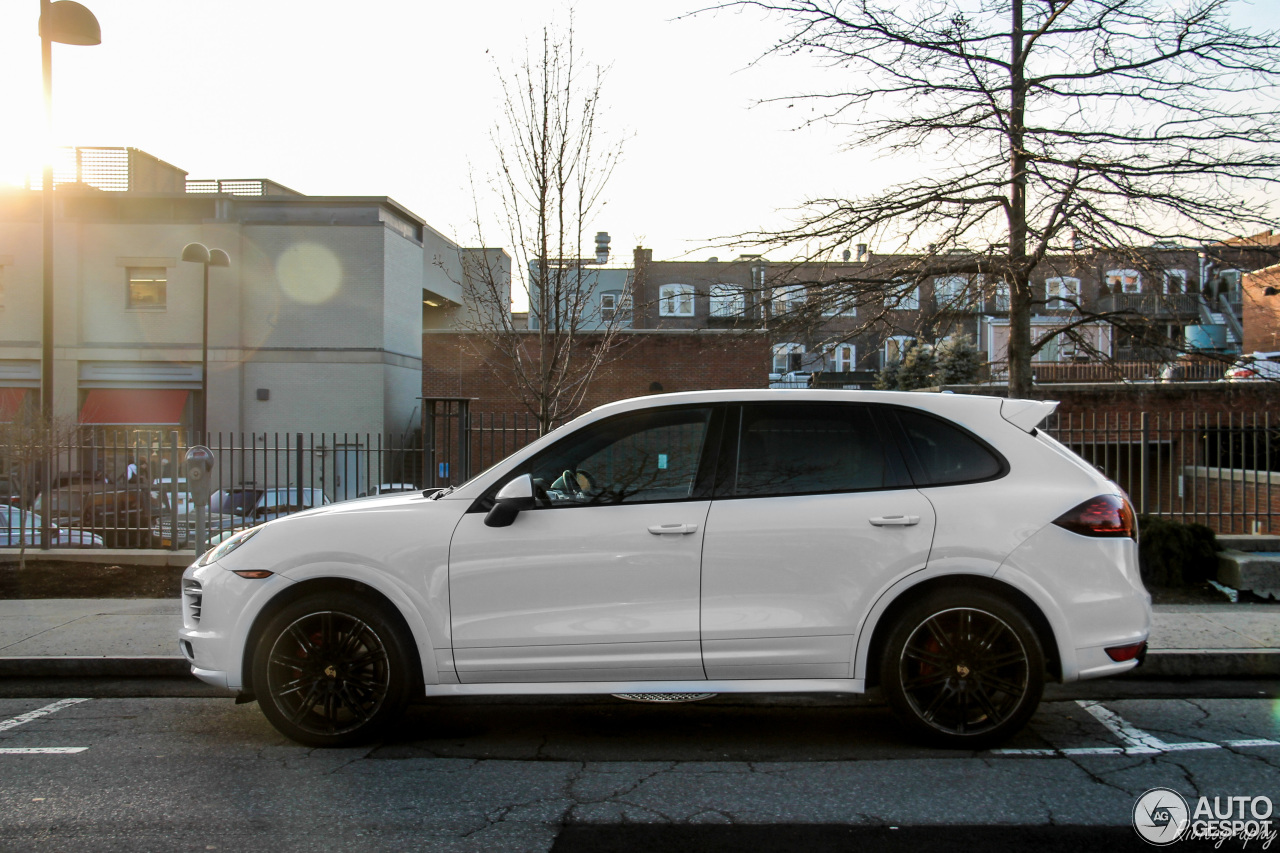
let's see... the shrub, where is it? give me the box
[1136,514,1219,588]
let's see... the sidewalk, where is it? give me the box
[0,599,1276,680]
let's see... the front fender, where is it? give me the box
[274,562,450,686]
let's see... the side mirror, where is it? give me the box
[484,474,535,528]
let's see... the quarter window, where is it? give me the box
[659,284,695,317]
[893,408,1004,485]
[524,407,713,506]
[733,404,890,497]
[128,267,167,308]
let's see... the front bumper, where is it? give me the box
[178,560,295,692]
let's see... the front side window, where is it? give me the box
[659,284,695,316]
[733,403,891,497]
[525,407,713,507]
[128,267,167,309]
[893,407,1005,486]
[709,284,746,318]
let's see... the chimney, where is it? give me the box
[595,232,611,264]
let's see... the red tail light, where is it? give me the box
[1052,494,1136,538]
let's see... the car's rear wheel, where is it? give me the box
[881,589,1045,749]
[251,593,414,747]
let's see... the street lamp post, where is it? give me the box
[38,0,99,549]
[181,243,230,441]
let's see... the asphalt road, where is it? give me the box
[0,680,1277,852]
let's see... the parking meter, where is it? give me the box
[185,446,215,553]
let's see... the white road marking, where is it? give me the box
[0,698,89,733]
[0,748,88,754]
[0,698,91,755]
[992,700,1271,757]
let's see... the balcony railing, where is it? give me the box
[1094,293,1200,317]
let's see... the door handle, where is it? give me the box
[648,523,699,535]
[869,514,920,527]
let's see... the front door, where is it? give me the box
[448,405,719,684]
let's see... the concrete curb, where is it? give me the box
[1127,649,1280,679]
[0,656,189,678]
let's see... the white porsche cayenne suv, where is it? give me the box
[179,390,1150,749]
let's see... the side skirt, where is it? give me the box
[422,678,866,697]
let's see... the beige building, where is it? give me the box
[0,148,503,455]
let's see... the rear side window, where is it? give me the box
[893,408,1005,486]
[733,403,891,497]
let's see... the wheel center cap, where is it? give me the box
[956,664,970,678]
[324,665,338,678]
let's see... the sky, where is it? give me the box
[1,0,1278,265]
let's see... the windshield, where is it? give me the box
[209,489,263,516]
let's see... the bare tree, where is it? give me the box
[459,21,630,433]
[700,0,1280,396]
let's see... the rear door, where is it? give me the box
[700,402,935,679]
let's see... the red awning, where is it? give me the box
[79,389,189,425]
[0,389,29,422]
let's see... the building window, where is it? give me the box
[884,335,915,365]
[1162,269,1189,294]
[989,280,1011,312]
[771,284,806,317]
[709,284,745,318]
[600,291,632,323]
[1106,269,1141,293]
[821,291,857,317]
[934,274,971,306]
[1045,276,1082,309]
[659,284,695,317]
[827,343,857,372]
[772,342,805,374]
[886,278,919,311]
[128,267,167,309]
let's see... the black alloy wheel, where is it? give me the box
[252,594,413,747]
[882,589,1045,749]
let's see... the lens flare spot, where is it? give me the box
[276,243,342,305]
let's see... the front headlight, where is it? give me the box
[195,527,262,567]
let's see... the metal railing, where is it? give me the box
[1043,411,1280,534]
[0,430,419,551]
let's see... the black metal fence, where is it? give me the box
[0,430,420,551]
[1043,411,1279,534]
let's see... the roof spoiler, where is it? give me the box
[1000,398,1059,433]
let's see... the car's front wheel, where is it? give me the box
[881,588,1045,749]
[250,593,414,747]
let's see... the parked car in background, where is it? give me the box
[33,484,153,547]
[1222,351,1280,382]
[154,486,330,548]
[0,505,104,548]
[150,477,193,515]
[357,483,419,498]
[181,389,1150,750]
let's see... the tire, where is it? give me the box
[880,588,1045,749]
[250,593,415,747]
